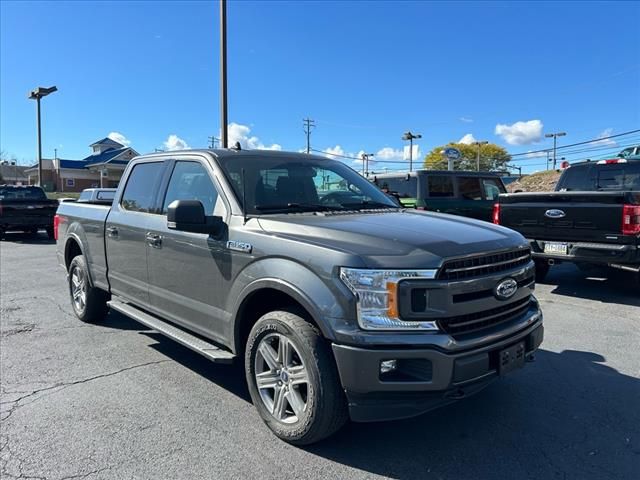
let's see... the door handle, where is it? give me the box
[145,233,163,248]
[106,227,119,238]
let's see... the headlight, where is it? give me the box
[339,267,439,331]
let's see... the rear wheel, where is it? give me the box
[245,310,348,445]
[68,255,109,323]
[534,260,550,283]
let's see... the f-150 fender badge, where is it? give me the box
[227,240,252,253]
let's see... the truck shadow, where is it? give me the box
[305,349,639,479]
[119,322,640,480]
[539,263,640,307]
[0,231,55,245]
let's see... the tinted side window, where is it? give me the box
[458,177,483,200]
[162,161,218,214]
[121,162,164,213]
[556,165,595,191]
[427,176,454,197]
[376,176,417,198]
[481,178,504,200]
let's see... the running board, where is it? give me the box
[107,299,235,363]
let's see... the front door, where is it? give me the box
[145,159,231,342]
[105,161,166,309]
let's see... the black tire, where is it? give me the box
[0,229,4,241]
[534,260,550,283]
[46,226,55,240]
[245,310,348,445]
[68,255,109,323]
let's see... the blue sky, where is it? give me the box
[1,0,639,173]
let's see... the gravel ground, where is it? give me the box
[1,232,639,480]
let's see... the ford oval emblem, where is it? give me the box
[495,278,518,301]
[545,209,566,219]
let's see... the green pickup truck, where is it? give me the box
[373,170,507,222]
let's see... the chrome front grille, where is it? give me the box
[438,248,532,281]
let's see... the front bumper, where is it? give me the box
[529,239,639,267]
[332,306,543,422]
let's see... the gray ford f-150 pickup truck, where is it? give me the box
[55,149,543,445]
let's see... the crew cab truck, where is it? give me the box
[372,170,507,222]
[0,185,58,240]
[56,150,543,445]
[494,158,640,284]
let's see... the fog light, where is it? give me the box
[380,359,398,374]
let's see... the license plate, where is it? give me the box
[544,242,568,255]
[498,341,525,376]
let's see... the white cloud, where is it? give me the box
[525,150,548,158]
[458,133,477,145]
[322,145,346,158]
[163,134,190,151]
[495,120,544,145]
[459,117,473,123]
[227,122,281,150]
[376,147,403,161]
[108,131,130,146]
[592,128,617,146]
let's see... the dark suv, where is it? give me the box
[372,170,507,222]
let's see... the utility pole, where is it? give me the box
[402,131,422,172]
[208,136,220,149]
[360,152,375,177]
[220,0,228,148]
[303,118,315,154]
[472,140,489,171]
[545,132,566,169]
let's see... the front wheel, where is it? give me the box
[68,255,108,323]
[245,310,348,445]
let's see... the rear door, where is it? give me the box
[105,160,166,308]
[145,157,231,341]
[423,175,457,213]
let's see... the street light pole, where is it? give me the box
[472,140,489,171]
[402,131,422,172]
[28,86,57,188]
[545,132,566,169]
[220,0,228,148]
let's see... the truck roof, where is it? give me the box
[139,148,334,163]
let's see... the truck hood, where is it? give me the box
[257,210,526,269]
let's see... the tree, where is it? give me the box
[423,142,511,171]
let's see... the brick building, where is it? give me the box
[25,137,140,192]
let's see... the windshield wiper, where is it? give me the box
[254,203,345,213]
[340,200,399,210]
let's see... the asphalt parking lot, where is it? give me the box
[1,232,639,480]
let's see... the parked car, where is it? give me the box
[0,185,58,239]
[56,150,543,444]
[616,144,640,161]
[76,188,117,205]
[372,170,507,222]
[494,157,640,283]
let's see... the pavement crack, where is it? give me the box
[1,360,169,421]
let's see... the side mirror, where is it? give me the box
[167,200,224,236]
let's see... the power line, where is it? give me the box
[303,118,315,154]
[510,129,640,157]
[208,136,220,149]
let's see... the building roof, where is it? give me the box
[89,137,124,148]
[83,147,138,166]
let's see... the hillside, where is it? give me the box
[506,170,562,193]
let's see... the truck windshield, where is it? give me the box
[0,187,47,200]
[216,155,399,214]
